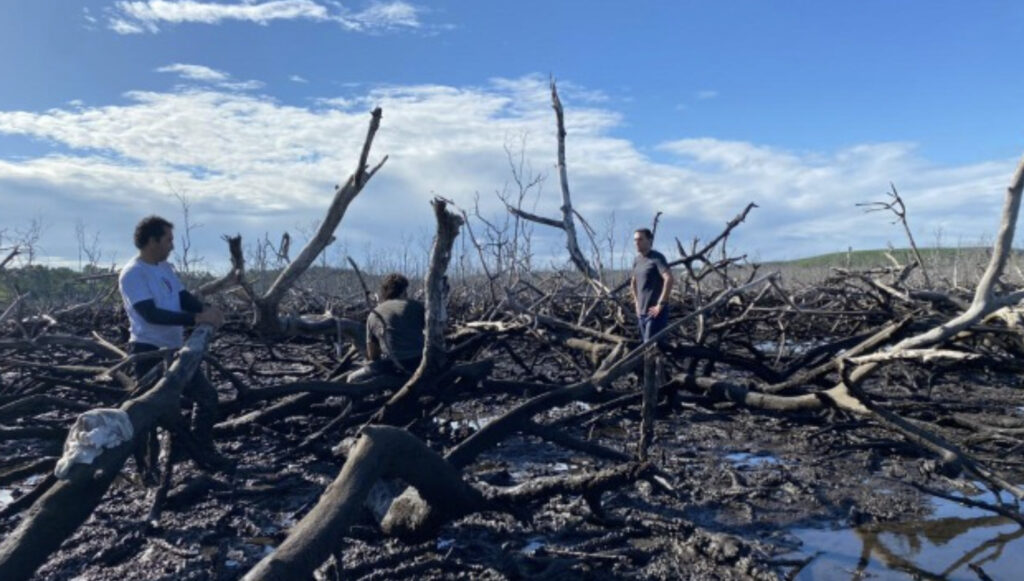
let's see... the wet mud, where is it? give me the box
[3,300,1024,580]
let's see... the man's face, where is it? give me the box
[152,227,174,261]
[633,231,652,254]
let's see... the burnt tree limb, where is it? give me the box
[242,425,488,581]
[0,325,215,581]
[371,197,464,426]
[252,107,387,335]
[196,234,246,298]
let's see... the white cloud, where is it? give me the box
[157,63,229,82]
[696,89,718,100]
[106,0,425,34]
[108,17,148,34]
[219,79,266,91]
[113,0,328,27]
[156,63,264,91]
[290,75,309,83]
[343,1,420,31]
[0,75,1016,270]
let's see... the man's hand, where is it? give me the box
[646,303,663,317]
[195,306,225,327]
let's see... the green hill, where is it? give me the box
[769,247,1000,269]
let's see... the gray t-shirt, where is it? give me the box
[367,299,425,362]
[632,250,670,313]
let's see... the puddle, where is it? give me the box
[521,538,546,555]
[753,340,822,357]
[433,414,498,433]
[509,461,576,482]
[724,452,782,468]
[436,538,455,551]
[788,491,1024,579]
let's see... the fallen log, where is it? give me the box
[0,325,215,581]
[242,425,488,581]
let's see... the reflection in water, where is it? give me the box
[791,495,1024,580]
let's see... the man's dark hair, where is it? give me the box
[379,273,409,301]
[634,228,654,241]
[134,216,174,249]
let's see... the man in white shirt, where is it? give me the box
[119,216,224,468]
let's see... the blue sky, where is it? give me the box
[1,1,1023,272]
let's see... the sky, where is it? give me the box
[1,1,1023,273]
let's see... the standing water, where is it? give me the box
[789,491,1024,579]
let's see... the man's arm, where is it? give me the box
[366,335,381,361]
[179,290,203,313]
[658,270,674,306]
[365,314,382,360]
[133,300,196,326]
[630,274,640,314]
[179,290,224,326]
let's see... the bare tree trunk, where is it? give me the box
[252,108,387,334]
[196,235,245,298]
[371,198,463,426]
[550,80,599,281]
[637,351,657,461]
[505,80,600,283]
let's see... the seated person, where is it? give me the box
[348,273,425,382]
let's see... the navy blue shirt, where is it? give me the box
[632,250,670,313]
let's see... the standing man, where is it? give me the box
[631,228,674,344]
[348,273,425,383]
[119,216,224,462]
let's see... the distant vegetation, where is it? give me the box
[766,247,999,269]
[2,247,1018,308]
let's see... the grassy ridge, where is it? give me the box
[768,247,998,269]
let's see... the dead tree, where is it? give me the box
[371,197,464,426]
[832,154,1024,496]
[0,245,19,271]
[683,154,1024,502]
[246,108,387,335]
[858,183,932,287]
[196,235,246,298]
[505,80,601,284]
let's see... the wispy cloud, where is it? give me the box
[106,0,425,34]
[157,63,264,91]
[157,63,229,82]
[341,1,420,31]
[696,89,718,100]
[289,74,308,83]
[0,75,1014,268]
